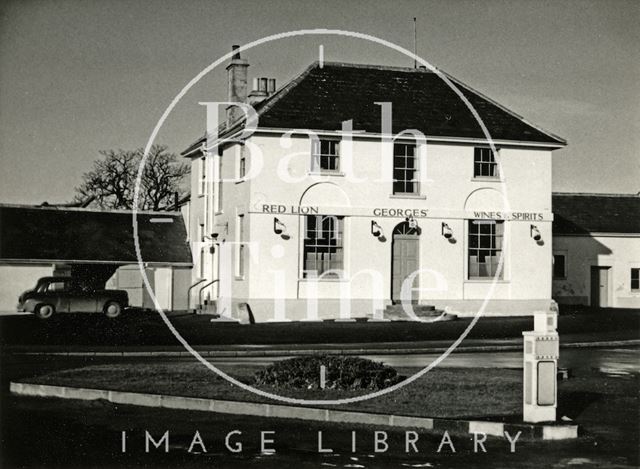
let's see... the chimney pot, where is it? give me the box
[231,44,241,60]
[248,76,277,105]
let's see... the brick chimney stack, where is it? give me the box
[226,45,249,125]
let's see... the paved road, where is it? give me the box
[2,308,638,349]
[168,346,640,375]
[366,347,640,372]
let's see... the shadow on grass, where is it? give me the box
[558,391,602,420]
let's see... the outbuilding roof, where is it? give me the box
[552,193,640,235]
[0,205,192,265]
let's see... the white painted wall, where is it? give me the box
[0,264,53,314]
[106,265,181,311]
[106,265,146,306]
[553,235,640,308]
[187,131,557,320]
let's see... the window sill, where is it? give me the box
[465,279,510,284]
[298,277,348,283]
[308,171,345,177]
[471,177,504,183]
[235,276,245,281]
[389,194,426,200]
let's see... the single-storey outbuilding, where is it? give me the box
[0,204,192,313]
[552,193,640,308]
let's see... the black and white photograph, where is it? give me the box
[0,1,638,467]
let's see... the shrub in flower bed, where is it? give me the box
[253,355,405,390]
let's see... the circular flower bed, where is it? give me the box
[253,355,404,390]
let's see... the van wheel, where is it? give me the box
[35,304,55,319]
[104,301,122,318]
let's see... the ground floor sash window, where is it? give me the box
[303,215,344,279]
[468,219,504,279]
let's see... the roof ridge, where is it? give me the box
[553,192,640,197]
[0,203,184,215]
[315,61,434,73]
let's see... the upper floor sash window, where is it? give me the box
[312,139,340,173]
[474,147,500,178]
[393,143,419,194]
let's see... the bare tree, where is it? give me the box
[74,145,189,210]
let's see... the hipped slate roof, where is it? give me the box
[184,62,566,156]
[552,193,640,235]
[254,63,565,145]
[0,205,192,265]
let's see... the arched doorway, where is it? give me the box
[391,221,420,302]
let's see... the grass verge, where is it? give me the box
[23,362,522,420]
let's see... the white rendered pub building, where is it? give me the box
[182,46,566,322]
